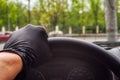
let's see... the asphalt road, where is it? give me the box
[0,36,119,50]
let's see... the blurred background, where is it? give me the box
[0,0,120,45]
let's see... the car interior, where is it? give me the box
[25,37,120,80]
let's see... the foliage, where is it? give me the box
[0,0,119,34]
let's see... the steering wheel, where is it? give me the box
[26,37,120,80]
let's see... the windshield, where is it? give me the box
[0,0,120,49]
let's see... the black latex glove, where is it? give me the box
[1,24,52,79]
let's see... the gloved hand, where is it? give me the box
[1,24,52,79]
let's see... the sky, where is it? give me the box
[9,0,106,11]
[20,0,37,5]
[17,0,72,10]
[18,0,38,8]
[8,0,38,8]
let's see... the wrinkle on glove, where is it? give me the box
[1,24,52,80]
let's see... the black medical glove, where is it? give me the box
[1,24,52,70]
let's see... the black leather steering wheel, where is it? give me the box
[26,37,120,80]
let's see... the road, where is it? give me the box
[0,36,120,50]
[73,37,107,42]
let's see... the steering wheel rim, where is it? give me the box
[25,37,120,80]
[48,37,120,77]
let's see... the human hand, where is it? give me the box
[2,24,52,68]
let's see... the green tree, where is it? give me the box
[88,0,101,26]
[0,0,7,29]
